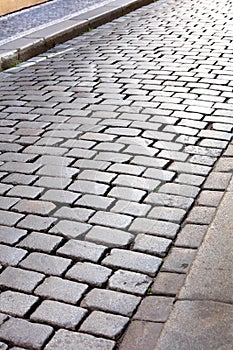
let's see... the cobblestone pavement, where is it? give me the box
[0,0,115,43]
[0,0,233,349]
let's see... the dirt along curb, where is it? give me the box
[0,0,155,71]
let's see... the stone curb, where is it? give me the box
[0,0,154,71]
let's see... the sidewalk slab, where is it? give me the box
[156,300,233,350]
[155,175,233,350]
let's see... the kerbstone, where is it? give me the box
[156,301,233,350]
[134,296,174,322]
[152,272,186,296]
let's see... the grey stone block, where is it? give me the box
[57,239,107,263]
[102,248,162,276]
[108,270,152,296]
[49,220,91,239]
[89,211,133,229]
[0,266,44,292]
[44,329,115,350]
[0,318,53,349]
[129,218,179,239]
[0,226,27,245]
[81,288,141,316]
[66,261,111,286]
[133,234,172,257]
[111,200,151,216]
[17,215,56,231]
[76,194,114,210]
[147,207,186,224]
[17,232,62,252]
[0,291,38,317]
[13,200,56,215]
[20,252,71,275]
[85,225,133,248]
[35,276,88,304]
[80,310,129,339]
[186,206,216,225]
[0,245,27,266]
[31,300,87,329]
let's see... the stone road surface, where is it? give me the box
[0,0,233,349]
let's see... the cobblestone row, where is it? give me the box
[0,0,233,348]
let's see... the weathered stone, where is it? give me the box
[35,276,88,304]
[57,239,107,263]
[0,291,38,317]
[102,249,162,276]
[80,311,129,339]
[66,262,111,287]
[81,288,141,316]
[0,266,44,292]
[44,329,115,350]
[108,270,152,296]
[85,225,133,248]
[152,272,186,296]
[31,300,87,329]
[134,296,174,322]
[0,318,53,349]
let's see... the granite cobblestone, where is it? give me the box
[1,0,233,348]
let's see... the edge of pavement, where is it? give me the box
[154,148,233,350]
[0,0,155,72]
